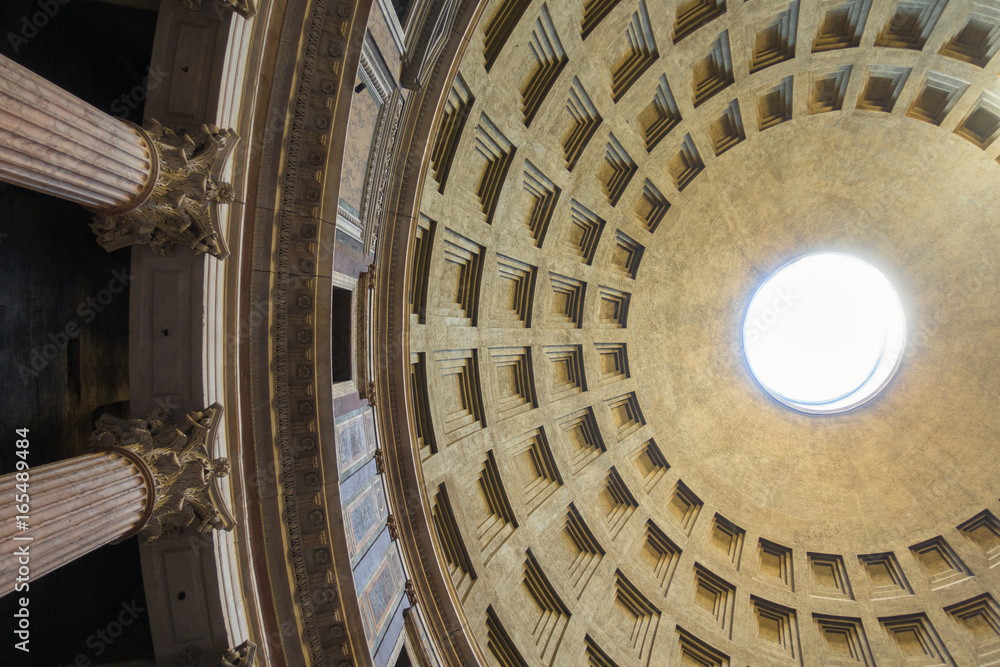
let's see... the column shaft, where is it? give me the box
[0,55,156,212]
[0,452,150,596]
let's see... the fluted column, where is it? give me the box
[0,54,158,213]
[0,451,152,597]
[0,404,233,598]
[0,54,238,258]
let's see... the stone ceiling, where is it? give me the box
[393,0,1000,663]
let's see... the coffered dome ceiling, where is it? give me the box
[387,0,1000,663]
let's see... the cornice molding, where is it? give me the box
[242,0,377,664]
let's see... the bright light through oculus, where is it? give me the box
[743,253,906,414]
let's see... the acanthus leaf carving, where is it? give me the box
[90,403,236,542]
[219,640,258,666]
[405,580,417,605]
[91,120,238,259]
[180,0,257,19]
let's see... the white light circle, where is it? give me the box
[743,253,906,414]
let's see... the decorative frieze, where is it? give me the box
[253,0,363,662]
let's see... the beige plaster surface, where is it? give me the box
[634,114,1000,552]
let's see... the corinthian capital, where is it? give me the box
[91,120,238,259]
[181,0,257,19]
[90,403,236,542]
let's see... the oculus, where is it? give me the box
[743,253,905,414]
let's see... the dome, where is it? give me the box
[4,0,1000,663]
[378,0,1000,663]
